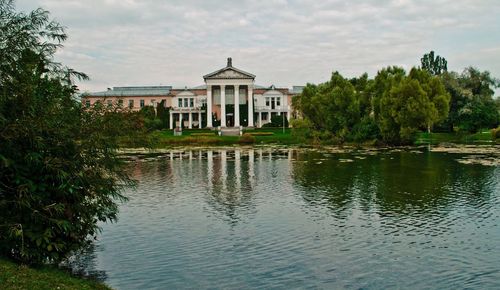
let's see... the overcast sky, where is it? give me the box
[16,0,500,93]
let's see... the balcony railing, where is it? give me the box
[254,105,289,112]
[172,101,205,110]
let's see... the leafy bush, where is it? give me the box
[349,117,380,142]
[492,127,500,139]
[0,2,143,264]
[246,132,274,136]
[290,118,312,143]
[238,133,256,144]
[144,118,163,131]
[262,114,289,128]
[190,133,216,136]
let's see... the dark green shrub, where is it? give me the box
[0,2,143,264]
[492,127,500,139]
[349,117,380,142]
[238,133,256,144]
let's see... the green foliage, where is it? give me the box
[262,114,288,128]
[290,118,313,143]
[421,50,448,75]
[238,133,256,144]
[246,132,274,136]
[293,72,362,141]
[0,1,143,264]
[373,67,450,144]
[349,117,379,142]
[139,106,155,120]
[492,127,500,139]
[439,67,499,133]
[0,257,111,290]
[190,132,216,136]
[156,100,170,129]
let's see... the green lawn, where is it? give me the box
[0,258,111,290]
[416,130,498,145]
[138,128,499,148]
[151,127,300,146]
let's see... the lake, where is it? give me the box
[77,146,500,289]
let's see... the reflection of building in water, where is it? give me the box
[129,148,297,223]
[82,58,304,128]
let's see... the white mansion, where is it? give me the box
[83,58,303,129]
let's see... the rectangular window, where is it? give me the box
[118,99,124,107]
[184,98,188,107]
[140,99,145,108]
[190,98,194,107]
[178,98,183,107]
[129,99,134,109]
[266,97,270,107]
[85,100,90,108]
[276,97,281,107]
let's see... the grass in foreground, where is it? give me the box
[0,258,111,290]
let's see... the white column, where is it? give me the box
[258,112,262,128]
[221,85,226,127]
[248,86,254,127]
[169,111,173,129]
[207,85,213,128]
[248,149,255,181]
[198,111,202,128]
[179,112,183,128]
[221,149,227,191]
[287,110,290,124]
[235,149,241,190]
[188,112,192,129]
[234,85,240,127]
[268,111,271,122]
[207,150,213,191]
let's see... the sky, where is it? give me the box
[16,0,500,93]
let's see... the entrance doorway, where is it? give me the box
[226,113,234,127]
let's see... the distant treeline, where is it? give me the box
[292,51,500,145]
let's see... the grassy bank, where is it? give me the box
[135,128,498,148]
[416,130,498,145]
[150,128,299,147]
[0,258,111,290]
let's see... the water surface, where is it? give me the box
[84,147,500,289]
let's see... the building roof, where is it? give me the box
[84,86,172,97]
[203,58,255,80]
[292,86,305,94]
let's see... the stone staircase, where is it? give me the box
[219,126,242,136]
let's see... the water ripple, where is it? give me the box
[76,148,500,290]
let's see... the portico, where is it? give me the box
[204,58,255,128]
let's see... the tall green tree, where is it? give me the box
[293,72,361,140]
[373,67,450,143]
[439,67,499,132]
[156,100,170,129]
[421,50,448,75]
[0,0,143,264]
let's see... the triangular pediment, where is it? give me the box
[203,67,255,80]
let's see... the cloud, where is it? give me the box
[15,0,500,93]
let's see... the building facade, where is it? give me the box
[83,58,303,129]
